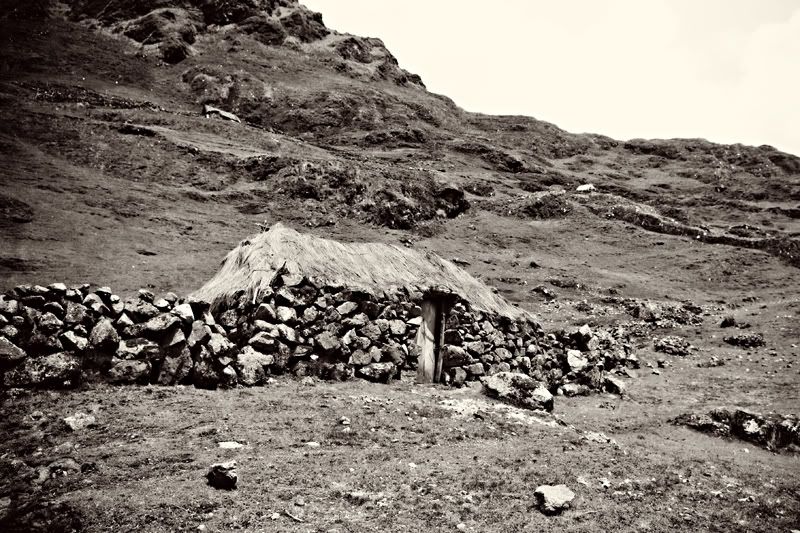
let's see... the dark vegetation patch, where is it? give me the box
[0,194,34,224]
[239,15,286,45]
[1,498,84,533]
[0,257,42,272]
[767,205,800,219]
[463,182,494,197]
[361,128,427,147]
[452,142,527,173]
[121,7,199,45]
[240,158,468,230]
[19,82,158,110]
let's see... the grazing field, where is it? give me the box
[2,343,798,533]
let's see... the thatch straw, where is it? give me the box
[193,223,531,319]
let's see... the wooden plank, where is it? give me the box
[415,300,437,383]
[433,303,445,383]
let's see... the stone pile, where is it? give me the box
[675,409,799,452]
[436,308,637,395]
[654,335,694,357]
[723,333,765,348]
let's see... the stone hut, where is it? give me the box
[0,224,636,392]
[193,223,542,385]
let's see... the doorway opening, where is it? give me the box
[414,293,455,383]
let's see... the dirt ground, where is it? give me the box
[1,352,798,532]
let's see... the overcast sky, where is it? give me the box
[303,0,800,156]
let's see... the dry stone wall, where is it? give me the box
[438,303,638,394]
[0,280,639,395]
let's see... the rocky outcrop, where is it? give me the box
[675,409,799,452]
[483,372,553,412]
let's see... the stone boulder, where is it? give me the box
[1,325,18,341]
[187,320,212,349]
[0,337,26,366]
[63,412,96,432]
[561,383,589,396]
[249,332,278,353]
[441,345,471,368]
[465,362,485,377]
[654,336,692,357]
[534,484,575,514]
[220,366,238,388]
[383,342,405,366]
[37,312,63,334]
[275,324,297,344]
[158,345,193,385]
[723,333,766,349]
[108,359,151,384]
[483,372,553,411]
[314,331,341,356]
[234,346,274,386]
[43,301,65,318]
[361,322,382,343]
[172,303,194,324]
[388,319,406,336]
[604,375,626,395]
[255,302,277,322]
[153,298,171,312]
[336,301,358,316]
[0,298,19,316]
[143,313,181,341]
[160,327,186,350]
[566,350,588,372]
[448,367,468,387]
[206,460,237,490]
[26,330,64,355]
[276,306,297,323]
[83,293,109,315]
[117,338,161,360]
[349,349,372,366]
[193,346,221,389]
[130,301,160,322]
[3,352,81,388]
[89,319,120,353]
[59,331,89,352]
[207,333,234,358]
[356,362,395,383]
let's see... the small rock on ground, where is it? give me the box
[534,484,575,514]
[206,460,237,490]
[63,412,97,432]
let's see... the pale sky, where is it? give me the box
[303,0,800,156]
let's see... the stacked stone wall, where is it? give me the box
[1,280,639,395]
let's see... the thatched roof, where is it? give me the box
[193,223,531,320]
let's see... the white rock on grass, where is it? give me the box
[218,441,244,449]
[63,412,97,432]
[534,484,575,514]
[482,372,553,411]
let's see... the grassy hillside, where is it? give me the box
[1,2,798,531]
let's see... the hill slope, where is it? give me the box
[1,0,799,314]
